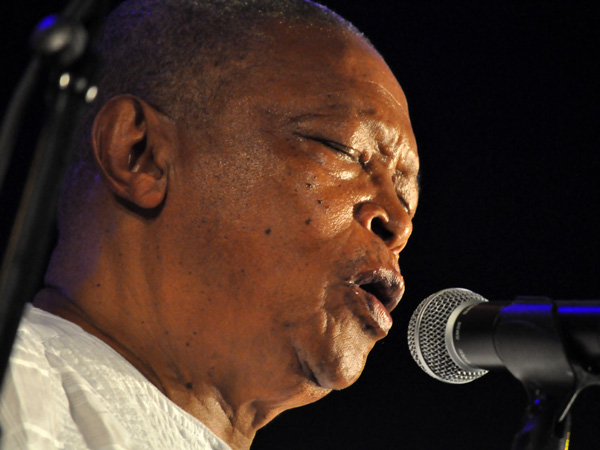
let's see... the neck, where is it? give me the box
[32,287,287,450]
[38,232,328,450]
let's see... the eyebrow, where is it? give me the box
[286,110,345,125]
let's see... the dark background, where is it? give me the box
[1,1,599,449]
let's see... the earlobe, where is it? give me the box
[92,95,173,210]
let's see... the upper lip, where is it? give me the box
[352,268,404,312]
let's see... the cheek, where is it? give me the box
[290,182,372,253]
[267,160,371,246]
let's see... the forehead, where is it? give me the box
[254,22,409,105]
[239,22,418,171]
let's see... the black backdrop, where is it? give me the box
[1,1,599,449]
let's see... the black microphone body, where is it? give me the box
[451,299,600,373]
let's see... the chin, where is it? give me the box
[292,318,376,391]
[310,351,369,391]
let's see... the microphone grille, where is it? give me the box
[407,288,488,384]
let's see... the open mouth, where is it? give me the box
[354,269,403,312]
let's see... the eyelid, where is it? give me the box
[397,194,412,216]
[299,134,363,164]
[321,139,359,159]
[393,169,417,217]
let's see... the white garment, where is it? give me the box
[0,304,232,450]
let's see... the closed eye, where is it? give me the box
[397,194,411,215]
[303,135,363,165]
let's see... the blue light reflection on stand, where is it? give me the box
[557,306,600,315]
[502,303,553,314]
[36,15,60,33]
[502,302,600,316]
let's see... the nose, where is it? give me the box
[355,202,412,257]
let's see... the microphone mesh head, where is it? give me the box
[407,288,489,384]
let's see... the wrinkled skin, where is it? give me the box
[37,22,419,450]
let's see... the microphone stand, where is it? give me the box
[494,299,600,450]
[0,0,109,396]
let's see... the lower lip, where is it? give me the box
[354,287,393,335]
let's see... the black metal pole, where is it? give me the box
[0,0,109,392]
[0,76,96,381]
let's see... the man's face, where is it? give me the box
[159,24,419,405]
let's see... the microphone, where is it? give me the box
[407,288,600,384]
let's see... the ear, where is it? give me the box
[92,95,175,209]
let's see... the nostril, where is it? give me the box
[371,217,394,243]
